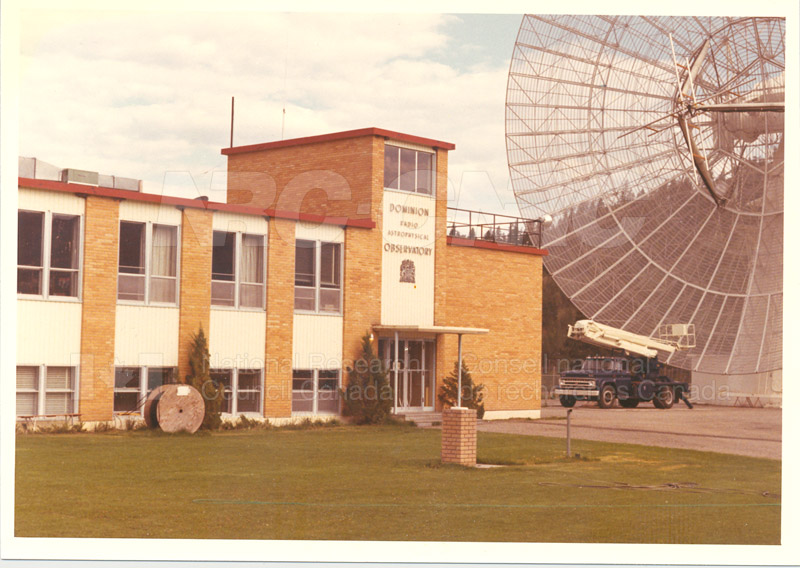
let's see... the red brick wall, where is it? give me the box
[264,218,295,417]
[439,245,543,413]
[227,136,376,222]
[177,208,213,382]
[79,196,120,421]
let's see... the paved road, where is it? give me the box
[477,405,782,460]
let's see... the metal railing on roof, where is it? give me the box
[446,207,544,249]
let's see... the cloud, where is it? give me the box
[19,10,518,212]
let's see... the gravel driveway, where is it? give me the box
[477,404,781,460]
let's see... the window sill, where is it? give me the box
[383,187,436,199]
[210,305,267,313]
[293,310,343,317]
[117,300,180,309]
[17,294,82,303]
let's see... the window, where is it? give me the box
[113,367,177,413]
[383,146,435,195]
[118,221,178,304]
[18,210,81,298]
[16,366,77,418]
[292,369,340,414]
[294,240,341,313]
[212,231,265,308]
[210,369,263,415]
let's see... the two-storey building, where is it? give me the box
[16,128,546,425]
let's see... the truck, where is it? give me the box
[554,320,695,409]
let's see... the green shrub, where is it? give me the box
[437,360,485,418]
[341,333,393,424]
[184,326,222,430]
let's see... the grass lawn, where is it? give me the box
[15,424,780,543]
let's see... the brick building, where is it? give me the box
[16,128,546,425]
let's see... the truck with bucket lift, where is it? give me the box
[554,320,695,409]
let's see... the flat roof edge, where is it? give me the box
[221,127,456,155]
[18,177,376,229]
[446,236,548,256]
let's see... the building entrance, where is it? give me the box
[378,338,435,411]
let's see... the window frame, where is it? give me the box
[113,366,178,415]
[117,220,181,306]
[211,230,267,310]
[210,368,264,416]
[17,209,84,301]
[15,365,79,419]
[383,145,436,196]
[294,239,343,315]
[291,369,341,415]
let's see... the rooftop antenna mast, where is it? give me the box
[281,36,288,140]
[230,96,235,148]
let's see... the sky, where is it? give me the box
[17,9,524,215]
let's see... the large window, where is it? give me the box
[294,240,341,313]
[212,231,265,309]
[113,367,177,413]
[210,369,263,415]
[383,145,434,195]
[118,221,178,304]
[292,369,340,414]
[16,366,77,418]
[18,210,81,298]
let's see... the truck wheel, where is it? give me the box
[653,386,675,409]
[597,385,616,409]
[559,395,576,408]
[619,398,639,408]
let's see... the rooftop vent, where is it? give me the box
[61,168,99,186]
[19,157,142,192]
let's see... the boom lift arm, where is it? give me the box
[567,320,695,358]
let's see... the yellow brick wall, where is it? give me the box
[440,245,543,413]
[177,208,213,382]
[79,196,120,421]
[264,217,295,417]
[342,137,384,375]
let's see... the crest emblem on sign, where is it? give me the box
[400,259,416,283]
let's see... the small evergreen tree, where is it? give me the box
[341,333,393,424]
[467,227,476,239]
[437,361,485,418]
[483,228,494,241]
[185,326,223,430]
[449,224,457,237]
[509,222,520,245]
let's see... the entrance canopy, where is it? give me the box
[373,325,488,411]
[372,325,488,336]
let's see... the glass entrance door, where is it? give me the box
[378,338,435,411]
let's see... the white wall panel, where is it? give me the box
[17,300,82,365]
[295,221,345,243]
[213,211,269,234]
[114,305,179,366]
[292,314,343,369]
[119,200,182,225]
[209,309,266,367]
[380,190,436,326]
[18,188,85,215]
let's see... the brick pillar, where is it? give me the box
[79,196,120,422]
[264,217,295,417]
[177,208,213,382]
[441,407,477,466]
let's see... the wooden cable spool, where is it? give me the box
[143,384,205,433]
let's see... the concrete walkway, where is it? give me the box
[476,405,782,460]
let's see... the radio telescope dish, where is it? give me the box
[506,16,784,375]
